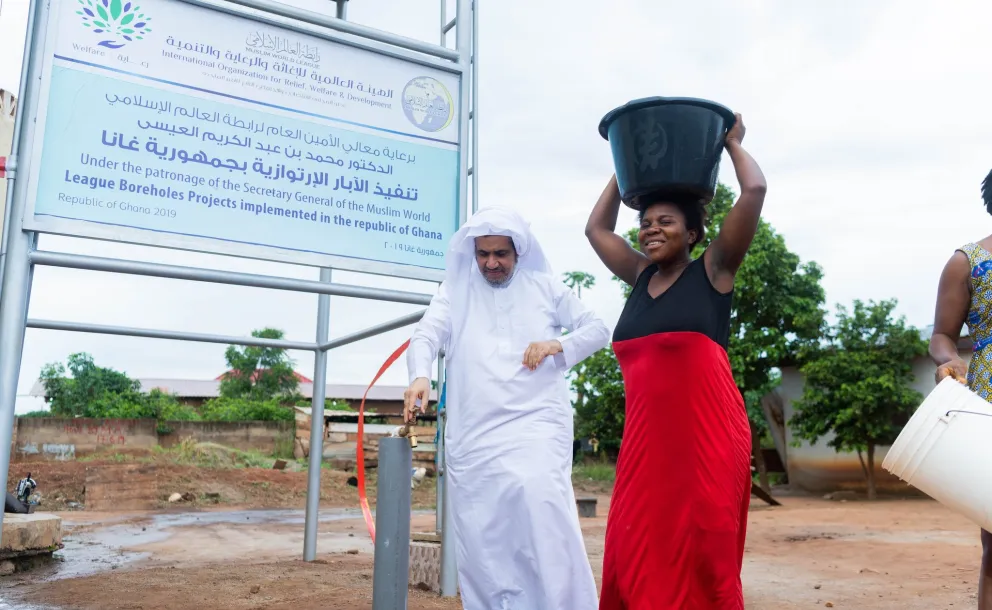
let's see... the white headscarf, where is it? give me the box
[441,207,554,358]
[444,205,553,290]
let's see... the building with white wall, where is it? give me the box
[763,325,972,493]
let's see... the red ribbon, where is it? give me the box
[357,339,411,543]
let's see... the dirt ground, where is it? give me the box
[0,493,984,609]
[6,451,440,512]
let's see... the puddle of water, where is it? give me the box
[0,509,433,610]
[0,581,60,610]
[0,507,434,609]
[0,600,38,610]
[44,508,431,582]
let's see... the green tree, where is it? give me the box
[789,299,927,500]
[562,271,596,299]
[572,347,625,455]
[41,352,145,417]
[575,184,826,491]
[39,352,198,421]
[219,328,302,402]
[563,270,598,420]
[200,397,294,422]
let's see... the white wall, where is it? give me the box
[774,346,972,493]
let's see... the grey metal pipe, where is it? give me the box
[335,0,347,19]
[454,0,472,228]
[318,309,425,351]
[176,0,458,62]
[371,436,412,609]
[25,319,318,351]
[439,0,447,45]
[435,0,472,595]
[0,0,47,536]
[435,352,445,535]
[470,0,479,214]
[29,251,433,306]
[303,268,333,561]
[438,402,458,596]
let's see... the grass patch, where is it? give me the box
[159,437,281,469]
[573,457,616,483]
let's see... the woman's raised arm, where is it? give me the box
[707,114,768,290]
[585,175,650,287]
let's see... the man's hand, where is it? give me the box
[935,358,968,385]
[403,377,431,424]
[522,340,563,371]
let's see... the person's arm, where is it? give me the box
[522,281,611,370]
[585,175,650,287]
[406,282,451,382]
[931,251,971,382]
[404,282,452,421]
[707,114,768,291]
[552,283,611,369]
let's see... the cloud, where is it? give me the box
[2,0,992,413]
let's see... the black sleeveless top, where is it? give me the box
[612,255,733,350]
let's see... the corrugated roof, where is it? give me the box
[214,370,314,384]
[28,376,437,401]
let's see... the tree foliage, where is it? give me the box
[573,184,826,488]
[218,328,302,402]
[562,271,596,299]
[37,345,298,423]
[39,353,199,420]
[789,299,927,499]
[572,346,625,455]
[199,397,294,422]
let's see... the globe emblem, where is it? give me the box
[401,77,454,133]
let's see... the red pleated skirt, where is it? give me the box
[600,332,752,610]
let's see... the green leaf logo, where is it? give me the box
[76,0,151,48]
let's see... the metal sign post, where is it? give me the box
[0,3,479,606]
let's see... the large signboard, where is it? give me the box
[22,0,461,277]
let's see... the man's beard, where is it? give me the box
[484,267,514,288]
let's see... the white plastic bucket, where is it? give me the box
[882,377,992,531]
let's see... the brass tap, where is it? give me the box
[398,424,418,448]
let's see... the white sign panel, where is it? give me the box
[23,0,462,275]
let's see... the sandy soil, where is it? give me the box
[7,454,440,512]
[0,494,983,609]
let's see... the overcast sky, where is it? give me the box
[2,0,992,413]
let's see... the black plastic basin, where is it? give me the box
[599,96,736,208]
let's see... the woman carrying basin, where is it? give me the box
[928,169,992,610]
[586,97,766,609]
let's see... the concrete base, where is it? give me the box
[576,497,597,518]
[409,540,440,593]
[1,513,63,556]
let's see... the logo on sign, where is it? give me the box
[401,77,454,133]
[75,0,152,49]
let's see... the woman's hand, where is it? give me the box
[935,358,968,384]
[522,340,563,371]
[726,113,745,146]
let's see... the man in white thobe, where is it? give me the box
[404,206,609,610]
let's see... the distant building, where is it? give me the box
[28,371,438,419]
[763,325,971,493]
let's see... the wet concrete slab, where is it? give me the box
[1,513,63,557]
